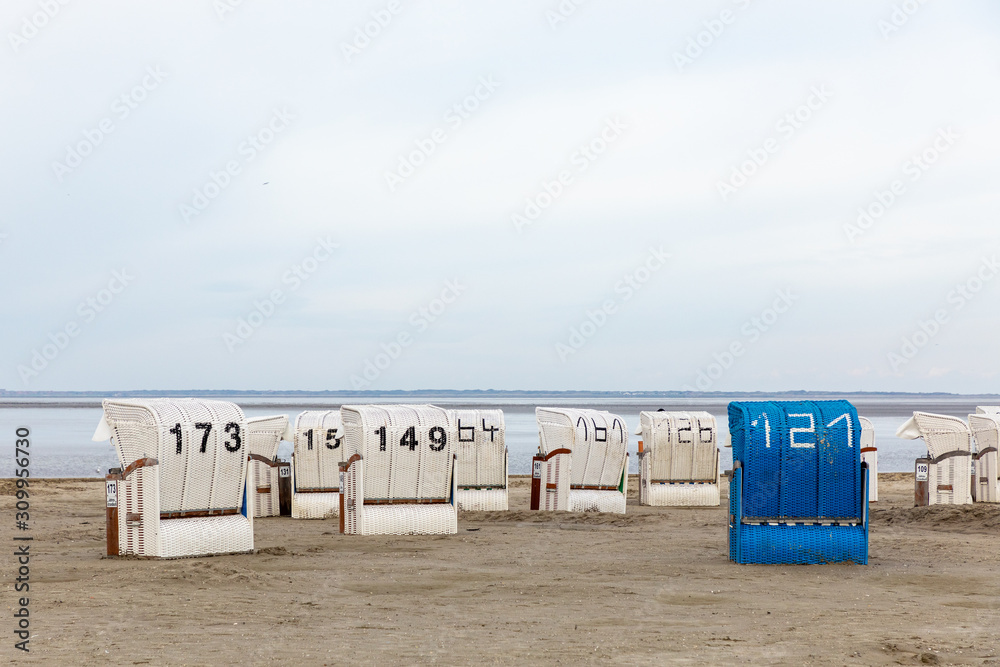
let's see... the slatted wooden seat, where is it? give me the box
[896,412,973,506]
[246,415,291,518]
[451,409,508,511]
[95,398,254,558]
[533,407,628,514]
[291,410,346,519]
[859,416,878,502]
[636,411,719,507]
[339,405,458,535]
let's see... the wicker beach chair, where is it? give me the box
[451,409,508,511]
[291,410,346,519]
[246,415,291,518]
[94,398,254,558]
[728,400,869,565]
[339,404,458,535]
[859,416,878,502]
[636,411,719,507]
[533,407,628,514]
[968,412,999,503]
[896,412,973,506]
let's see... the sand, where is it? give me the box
[2,473,998,666]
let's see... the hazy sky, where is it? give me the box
[3,1,999,393]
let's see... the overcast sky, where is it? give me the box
[2,1,998,393]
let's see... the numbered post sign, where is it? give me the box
[340,405,456,501]
[278,465,291,478]
[106,480,118,508]
[916,462,929,481]
[729,400,862,520]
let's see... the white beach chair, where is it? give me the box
[859,416,878,502]
[968,412,999,503]
[339,404,458,535]
[94,398,254,558]
[636,411,719,507]
[246,415,291,518]
[291,410,346,519]
[534,407,628,514]
[896,412,973,505]
[451,409,508,511]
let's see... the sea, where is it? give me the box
[2,393,996,478]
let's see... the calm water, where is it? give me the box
[0,395,988,478]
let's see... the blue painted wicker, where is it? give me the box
[728,400,869,565]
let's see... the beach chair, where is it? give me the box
[246,415,291,518]
[728,400,869,565]
[859,417,878,502]
[451,409,508,511]
[896,412,973,506]
[968,412,999,503]
[636,411,720,507]
[339,404,458,535]
[533,407,628,514]
[95,398,254,558]
[291,410,346,519]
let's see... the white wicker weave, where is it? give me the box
[451,409,508,511]
[291,411,346,519]
[636,411,719,507]
[247,415,290,518]
[95,398,254,558]
[969,413,1000,503]
[976,406,1000,415]
[859,416,878,502]
[535,407,628,514]
[339,404,458,535]
[896,412,973,505]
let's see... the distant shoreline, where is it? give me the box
[3,391,997,418]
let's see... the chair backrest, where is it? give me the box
[858,417,874,448]
[908,412,971,458]
[340,404,456,501]
[536,407,628,488]
[451,409,506,488]
[729,400,862,520]
[638,411,716,482]
[101,398,248,514]
[293,411,345,492]
[970,413,1000,452]
[246,415,289,460]
[976,406,1000,415]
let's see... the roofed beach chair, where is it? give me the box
[728,400,869,565]
[291,410,346,519]
[246,415,291,518]
[896,412,973,506]
[859,417,878,502]
[636,411,720,507]
[451,409,508,511]
[968,412,999,503]
[533,407,628,514]
[95,398,254,558]
[339,404,458,535]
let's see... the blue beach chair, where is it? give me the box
[728,400,869,565]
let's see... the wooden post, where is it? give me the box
[529,455,543,510]
[278,463,292,516]
[914,458,930,507]
[105,469,121,556]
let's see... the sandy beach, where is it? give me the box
[2,473,998,666]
